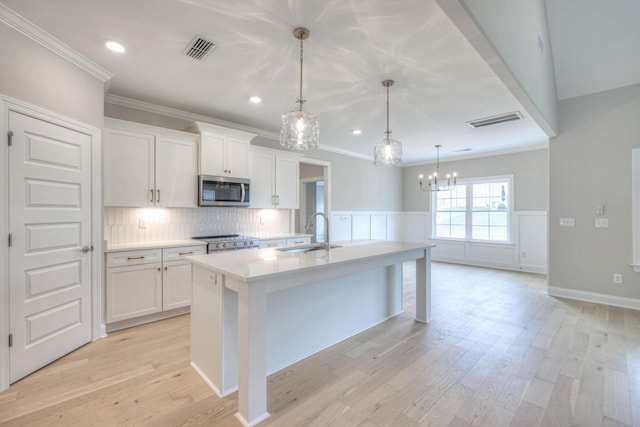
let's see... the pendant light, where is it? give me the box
[374,80,402,166]
[280,27,319,151]
[418,145,457,191]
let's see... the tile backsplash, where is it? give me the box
[104,207,291,245]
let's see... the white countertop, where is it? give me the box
[105,239,206,253]
[188,240,434,282]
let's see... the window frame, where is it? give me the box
[431,174,514,244]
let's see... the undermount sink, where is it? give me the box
[276,244,342,253]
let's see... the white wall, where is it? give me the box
[548,83,640,309]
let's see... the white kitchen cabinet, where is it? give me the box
[106,244,206,325]
[105,249,163,323]
[250,146,300,209]
[188,121,256,179]
[287,236,311,246]
[259,238,286,248]
[104,118,198,207]
[258,236,311,248]
[162,245,206,310]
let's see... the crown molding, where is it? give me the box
[401,142,549,167]
[105,93,280,140]
[313,144,373,162]
[0,3,113,83]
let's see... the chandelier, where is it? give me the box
[373,80,402,166]
[280,27,319,151]
[418,145,457,191]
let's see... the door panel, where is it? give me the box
[9,111,92,383]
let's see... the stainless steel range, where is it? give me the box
[194,234,260,253]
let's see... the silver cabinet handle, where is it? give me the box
[156,189,160,203]
[150,189,154,203]
[127,256,145,260]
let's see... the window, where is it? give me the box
[433,176,512,242]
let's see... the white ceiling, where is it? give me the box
[2,0,635,164]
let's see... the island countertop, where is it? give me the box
[187,240,434,283]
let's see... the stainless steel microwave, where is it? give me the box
[198,175,250,207]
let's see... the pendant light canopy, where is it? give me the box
[374,80,402,166]
[280,27,319,151]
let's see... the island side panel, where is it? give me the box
[415,247,432,323]
[191,263,226,396]
[235,278,270,426]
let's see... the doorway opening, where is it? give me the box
[297,159,331,244]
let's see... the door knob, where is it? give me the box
[81,245,94,254]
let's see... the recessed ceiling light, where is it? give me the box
[105,40,125,53]
[249,96,262,104]
[352,129,362,135]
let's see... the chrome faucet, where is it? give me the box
[305,212,330,251]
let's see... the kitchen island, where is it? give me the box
[188,240,434,427]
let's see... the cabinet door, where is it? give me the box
[275,156,299,209]
[226,137,249,178]
[200,133,226,176]
[250,152,276,208]
[104,128,155,206]
[106,263,162,323]
[155,136,198,207]
[259,238,286,248]
[163,260,192,310]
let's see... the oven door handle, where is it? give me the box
[240,183,246,202]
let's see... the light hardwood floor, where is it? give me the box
[1,262,639,426]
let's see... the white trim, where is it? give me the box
[632,149,640,270]
[0,94,102,392]
[0,4,113,83]
[547,286,640,311]
[313,144,373,162]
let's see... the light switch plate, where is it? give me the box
[595,218,609,228]
[560,218,575,227]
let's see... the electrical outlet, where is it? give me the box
[139,218,147,229]
[613,273,623,284]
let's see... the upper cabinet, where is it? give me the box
[103,118,198,207]
[250,146,301,209]
[187,122,256,179]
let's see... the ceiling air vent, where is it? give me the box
[184,35,217,61]
[467,111,523,128]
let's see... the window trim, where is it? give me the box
[431,174,514,244]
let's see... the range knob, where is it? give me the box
[243,241,248,246]
[216,243,223,249]
[222,242,227,248]
[233,242,239,247]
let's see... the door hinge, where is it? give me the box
[8,333,13,348]
[7,130,13,147]
[8,233,12,247]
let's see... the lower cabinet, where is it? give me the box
[259,236,311,248]
[105,244,206,325]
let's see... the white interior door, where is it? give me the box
[9,111,92,383]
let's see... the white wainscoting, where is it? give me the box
[330,210,547,274]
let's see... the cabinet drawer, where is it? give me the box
[287,237,311,246]
[163,245,207,261]
[259,239,286,248]
[106,249,162,267]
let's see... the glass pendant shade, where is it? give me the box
[280,102,319,151]
[373,79,402,167]
[280,27,319,151]
[374,136,402,166]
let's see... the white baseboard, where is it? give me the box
[547,286,640,311]
[432,256,546,274]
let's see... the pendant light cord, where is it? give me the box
[298,36,304,112]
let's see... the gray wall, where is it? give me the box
[549,83,640,299]
[439,0,558,135]
[305,150,403,212]
[403,149,549,212]
[0,23,104,127]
